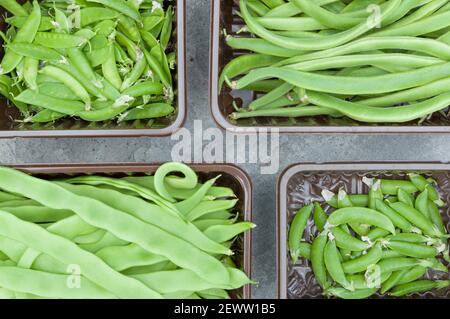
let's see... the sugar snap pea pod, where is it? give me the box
[219,54,282,91]
[388,233,434,244]
[75,7,120,27]
[119,103,175,121]
[122,81,164,97]
[117,14,141,42]
[391,280,450,297]
[396,266,427,286]
[325,287,377,299]
[367,179,382,210]
[96,244,166,271]
[0,206,72,223]
[57,182,232,256]
[87,0,141,22]
[6,16,53,31]
[386,241,439,259]
[382,250,403,259]
[327,207,396,235]
[7,43,66,64]
[0,168,231,286]
[63,175,179,216]
[102,45,122,91]
[427,200,446,235]
[143,48,171,88]
[323,190,368,208]
[380,269,410,294]
[154,162,198,202]
[225,36,305,58]
[15,90,85,115]
[33,32,87,49]
[40,66,91,107]
[120,51,147,91]
[160,5,173,50]
[324,235,351,290]
[185,200,238,222]
[76,103,131,122]
[330,227,370,252]
[0,0,28,16]
[342,243,383,274]
[22,57,38,91]
[204,222,255,243]
[0,266,116,299]
[143,14,164,31]
[288,204,313,263]
[377,257,432,275]
[235,63,450,95]
[28,109,65,123]
[336,189,369,237]
[409,174,444,207]
[310,231,330,289]
[133,267,253,294]
[307,91,450,123]
[397,188,414,207]
[389,202,443,237]
[0,210,161,298]
[0,0,40,75]
[380,179,418,195]
[67,48,102,89]
[415,189,430,219]
[313,202,328,232]
[365,227,390,241]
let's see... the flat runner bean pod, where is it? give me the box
[0,167,231,286]
[288,204,313,263]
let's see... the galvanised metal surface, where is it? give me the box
[1,0,450,299]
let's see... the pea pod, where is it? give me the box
[288,204,313,263]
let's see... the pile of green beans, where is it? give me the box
[288,174,450,299]
[0,0,175,124]
[222,0,450,124]
[0,163,254,299]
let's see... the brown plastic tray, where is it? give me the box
[278,162,450,299]
[0,1,186,137]
[8,163,252,299]
[209,0,450,134]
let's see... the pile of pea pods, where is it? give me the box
[0,0,175,123]
[221,0,450,124]
[288,173,450,299]
[0,163,254,299]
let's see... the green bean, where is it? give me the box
[390,280,450,297]
[288,204,313,263]
[235,63,450,95]
[219,54,282,91]
[256,17,326,31]
[306,91,450,123]
[311,231,330,289]
[225,36,304,58]
[230,106,339,120]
